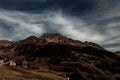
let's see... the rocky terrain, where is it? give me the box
[0,33,120,80]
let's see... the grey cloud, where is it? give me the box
[0,0,120,51]
[0,9,105,42]
[0,9,45,41]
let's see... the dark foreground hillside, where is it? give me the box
[0,33,120,80]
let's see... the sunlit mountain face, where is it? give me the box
[0,0,120,51]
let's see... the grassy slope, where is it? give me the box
[0,66,66,80]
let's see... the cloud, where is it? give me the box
[0,9,45,40]
[45,12,105,43]
[0,0,120,51]
[0,9,119,51]
[0,9,104,42]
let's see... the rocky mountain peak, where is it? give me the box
[25,36,39,42]
[40,33,67,43]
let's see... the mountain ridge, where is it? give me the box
[0,33,120,80]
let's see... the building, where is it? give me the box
[9,60,16,66]
[67,77,70,80]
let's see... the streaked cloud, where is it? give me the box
[45,12,105,42]
[0,9,45,40]
[0,0,120,51]
[0,9,104,42]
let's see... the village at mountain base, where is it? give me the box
[0,57,27,68]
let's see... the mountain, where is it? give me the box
[0,33,120,80]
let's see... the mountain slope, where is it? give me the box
[0,33,120,80]
[0,66,66,80]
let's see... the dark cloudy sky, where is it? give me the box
[0,0,120,51]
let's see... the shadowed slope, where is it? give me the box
[0,33,120,80]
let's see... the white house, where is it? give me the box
[9,60,16,66]
[67,77,70,80]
